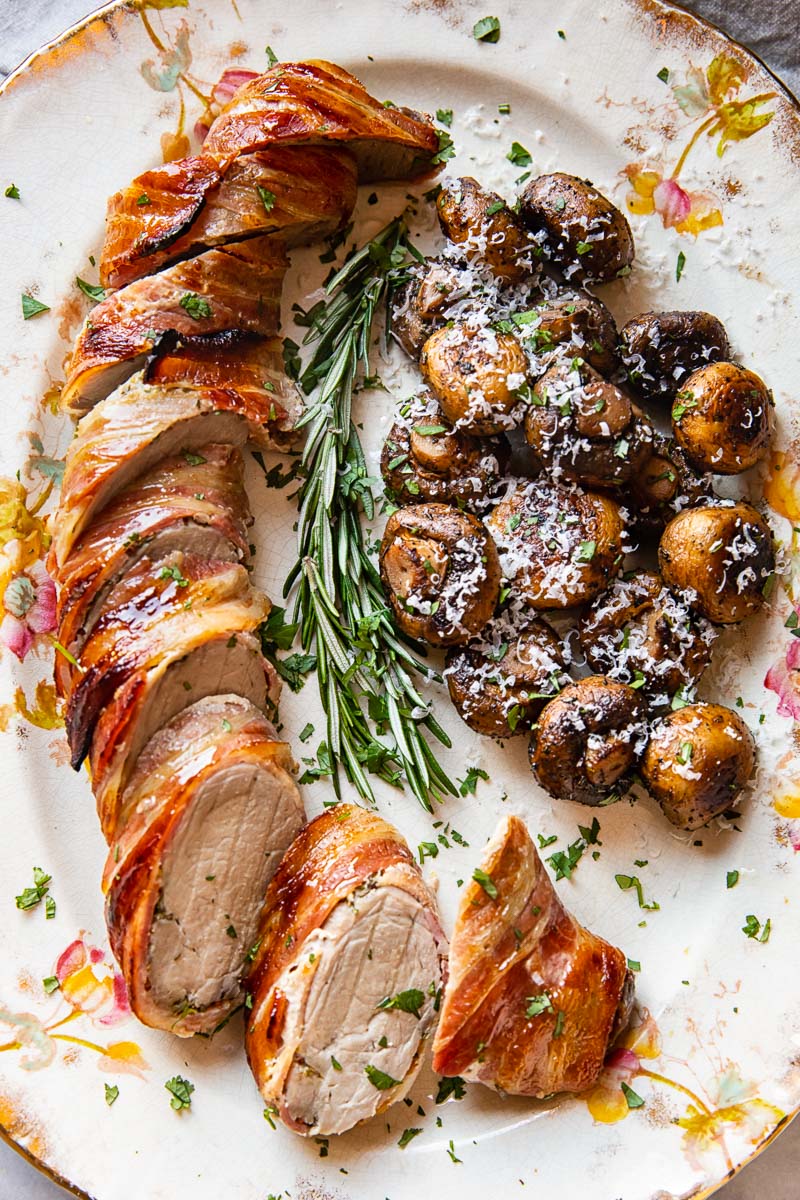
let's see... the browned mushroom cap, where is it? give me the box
[485,480,625,609]
[420,322,529,435]
[671,362,773,475]
[628,434,714,533]
[529,675,648,805]
[390,258,471,359]
[658,502,775,624]
[577,570,716,705]
[381,400,510,511]
[518,173,634,284]
[524,358,653,488]
[436,176,535,284]
[619,310,731,400]
[379,502,501,646]
[520,292,618,375]
[641,702,755,829]
[445,615,568,738]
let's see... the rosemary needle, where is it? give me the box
[280,216,456,810]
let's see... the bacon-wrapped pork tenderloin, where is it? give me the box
[103,696,303,1035]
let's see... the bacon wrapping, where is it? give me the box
[245,805,446,1136]
[432,815,634,1096]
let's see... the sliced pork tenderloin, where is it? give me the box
[245,804,446,1137]
[62,234,287,414]
[53,444,252,698]
[432,814,634,1097]
[102,145,357,289]
[103,695,304,1036]
[50,372,290,570]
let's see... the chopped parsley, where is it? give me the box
[498,102,511,114]
[257,185,277,213]
[42,975,60,994]
[575,240,592,255]
[547,838,586,880]
[677,741,693,764]
[626,958,641,972]
[182,450,206,466]
[265,45,279,67]
[75,277,106,303]
[524,993,553,1018]
[657,66,670,83]
[458,766,489,795]
[179,292,212,320]
[446,1139,463,1163]
[331,1055,342,1071]
[414,424,448,436]
[398,1127,423,1148]
[507,141,532,168]
[485,199,505,216]
[136,193,151,206]
[165,1075,194,1111]
[676,250,686,282]
[742,914,771,942]
[436,1075,466,1103]
[299,722,315,743]
[472,15,501,42]
[158,564,189,588]
[472,867,498,899]
[436,108,453,127]
[726,870,740,889]
[15,867,52,911]
[432,129,456,165]
[376,988,425,1019]
[21,293,49,320]
[615,874,659,911]
[575,539,596,562]
[365,1064,401,1090]
[553,1010,566,1038]
[105,1083,120,1107]
[5,183,20,199]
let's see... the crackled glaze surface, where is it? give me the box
[1,2,799,1198]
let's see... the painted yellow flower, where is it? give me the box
[677,1069,785,1172]
[624,163,723,236]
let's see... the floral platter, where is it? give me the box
[1,0,800,1197]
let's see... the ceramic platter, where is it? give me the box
[1,1,800,1197]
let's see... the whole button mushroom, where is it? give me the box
[390,257,471,360]
[641,702,755,829]
[518,172,635,284]
[445,616,569,738]
[619,310,730,401]
[628,433,714,533]
[437,176,535,284]
[486,479,625,610]
[529,675,648,806]
[523,292,618,376]
[658,501,775,624]
[379,502,501,646]
[381,397,510,511]
[420,322,530,435]
[671,362,773,474]
[578,571,717,706]
[525,358,653,489]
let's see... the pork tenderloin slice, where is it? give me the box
[204,61,440,182]
[432,815,634,1097]
[92,628,276,842]
[102,146,358,289]
[62,234,287,415]
[54,443,252,699]
[103,695,304,1036]
[50,374,260,570]
[143,333,301,451]
[64,549,269,767]
[245,804,447,1137]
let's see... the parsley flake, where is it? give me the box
[5,184,20,200]
[676,250,686,282]
[165,1075,194,1111]
[657,66,670,83]
[621,1081,644,1108]
[398,1127,423,1148]
[473,15,501,42]
[21,293,49,320]
[179,292,212,320]
[105,1083,120,1107]
[458,766,489,795]
[376,988,425,1019]
[15,866,52,911]
[507,141,532,168]
[257,185,277,213]
[76,277,106,303]
[726,870,740,889]
[365,1064,401,1090]
[525,993,553,1018]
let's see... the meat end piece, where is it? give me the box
[433,814,634,1095]
[103,695,304,1036]
[245,804,446,1137]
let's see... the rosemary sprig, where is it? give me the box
[282,216,456,810]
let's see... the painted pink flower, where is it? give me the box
[195,68,259,142]
[764,631,800,719]
[624,164,723,236]
[0,554,56,660]
[55,938,130,1027]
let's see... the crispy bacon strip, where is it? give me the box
[102,145,358,289]
[62,235,287,415]
[432,815,634,1096]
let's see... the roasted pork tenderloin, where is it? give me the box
[103,695,304,1036]
[433,814,634,1097]
[53,443,252,699]
[245,804,446,1136]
